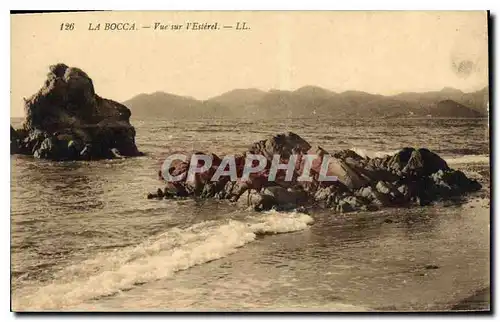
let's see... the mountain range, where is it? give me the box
[123,86,489,119]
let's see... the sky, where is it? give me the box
[11,11,489,116]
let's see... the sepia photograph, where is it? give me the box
[10,10,490,312]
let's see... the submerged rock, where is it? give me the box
[10,63,142,160]
[148,132,482,212]
[10,126,21,154]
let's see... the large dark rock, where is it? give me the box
[10,63,142,160]
[248,132,311,161]
[148,132,482,212]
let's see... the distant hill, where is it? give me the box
[123,91,233,118]
[209,88,268,108]
[432,100,484,118]
[392,86,489,114]
[123,86,489,119]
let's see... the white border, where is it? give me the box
[4,0,500,10]
[2,1,497,321]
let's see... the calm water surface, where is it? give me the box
[10,117,490,311]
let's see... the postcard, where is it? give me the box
[10,11,490,312]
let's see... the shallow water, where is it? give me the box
[73,201,490,312]
[10,117,490,311]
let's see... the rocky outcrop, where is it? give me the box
[10,63,142,160]
[148,132,482,212]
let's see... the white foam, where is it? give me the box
[12,211,313,311]
[351,148,490,166]
[445,154,490,165]
[349,148,400,159]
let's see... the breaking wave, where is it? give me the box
[350,148,489,166]
[444,154,490,165]
[13,211,313,311]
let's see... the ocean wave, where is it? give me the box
[12,211,313,311]
[445,155,490,165]
[349,148,400,159]
[350,148,490,165]
[435,148,489,155]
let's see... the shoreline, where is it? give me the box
[451,287,491,311]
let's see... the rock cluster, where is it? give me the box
[148,132,482,212]
[10,63,142,160]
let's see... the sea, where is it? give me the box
[10,117,490,311]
